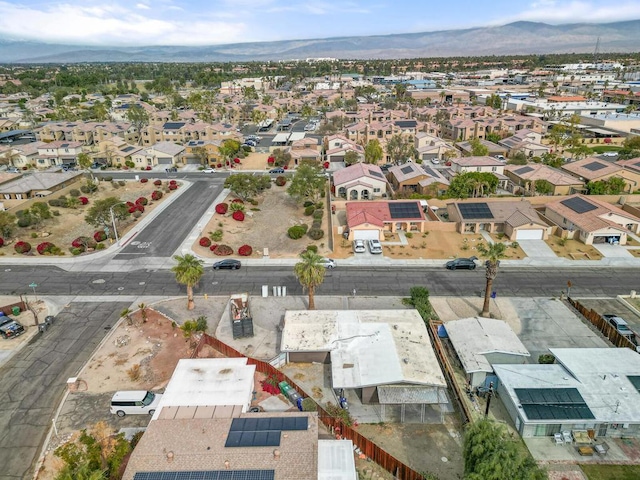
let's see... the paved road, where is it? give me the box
[0,265,638,298]
[114,180,224,259]
[0,302,129,480]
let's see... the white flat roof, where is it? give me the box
[282,310,446,389]
[158,358,255,410]
[288,132,306,141]
[318,440,357,480]
[444,317,530,374]
[272,133,289,143]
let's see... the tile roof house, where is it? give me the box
[499,129,550,158]
[504,163,585,196]
[333,163,389,200]
[387,162,430,193]
[446,199,550,240]
[36,140,84,167]
[544,194,640,245]
[0,171,82,199]
[456,139,508,157]
[346,200,428,240]
[561,157,640,193]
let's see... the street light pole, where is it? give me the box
[109,202,126,243]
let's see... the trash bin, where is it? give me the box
[12,306,20,316]
[38,324,48,333]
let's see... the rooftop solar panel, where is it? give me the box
[369,170,384,178]
[422,167,438,177]
[230,416,307,432]
[225,430,281,448]
[583,161,607,172]
[134,470,275,480]
[400,165,414,175]
[515,388,594,420]
[458,203,494,220]
[560,197,597,214]
[388,202,422,219]
[515,166,534,175]
[628,376,640,393]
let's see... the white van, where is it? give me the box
[110,390,162,417]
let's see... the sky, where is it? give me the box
[0,0,639,47]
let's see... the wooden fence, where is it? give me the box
[193,333,427,480]
[0,301,27,317]
[567,298,639,351]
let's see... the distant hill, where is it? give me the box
[1,20,639,63]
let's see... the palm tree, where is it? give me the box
[171,254,204,310]
[477,242,507,317]
[293,250,326,310]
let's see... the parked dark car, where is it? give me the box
[269,167,285,174]
[445,256,478,270]
[213,259,241,270]
[0,316,26,339]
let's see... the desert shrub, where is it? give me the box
[169,180,177,185]
[80,185,91,194]
[511,241,519,249]
[209,244,218,251]
[0,238,3,248]
[125,160,135,168]
[132,210,142,218]
[72,236,96,249]
[199,237,211,247]
[232,211,245,221]
[52,210,60,216]
[69,189,81,197]
[17,217,32,228]
[103,176,113,182]
[209,229,223,241]
[151,190,163,201]
[135,197,148,206]
[31,232,38,239]
[69,247,84,255]
[405,232,413,239]
[168,184,178,190]
[303,200,314,207]
[538,354,555,364]
[118,180,125,186]
[275,176,287,186]
[14,241,31,254]
[288,225,306,239]
[229,202,246,213]
[215,203,228,214]
[308,228,324,240]
[304,205,315,216]
[301,397,318,412]
[111,181,120,189]
[306,245,318,253]
[313,210,323,220]
[315,202,323,209]
[37,242,56,255]
[249,199,259,206]
[140,178,148,183]
[127,364,141,381]
[79,197,89,205]
[136,204,145,213]
[153,179,162,186]
[213,244,233,256]
[238,244,253,256]
[231,198,244,204]
[126,201,135,208]
[94,231,107,242]
[312,220,322,229]
[95,243,106,250]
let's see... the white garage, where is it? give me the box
[353,229,380,241]
[515,229,544,240]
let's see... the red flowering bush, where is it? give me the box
[209,244,218,251]
[72,236,96,249]
[37,242,56,255]
[14,241,31,254]
[79,197,89,205]
[217,163,222,168]
[283,165,288,170]
[169,180,177,185]
[215,203,228,214]
[234,158,241,164]
[140,178,149,183]
[232,211,245,221]
[238,244,253,256]
[199,237,211,247]
[126,201,135,208]
[128,206,137,214]
[231,199,244,204]
[267,156,275,164]
[135,197,148,206]
[260,377,281,395]
[151,190,163,201]
[146,166,152,170]
[153,179,162,186]
[137,204,145,213]
[323,162,330,169]
[94,230,107,242]
[169,184,178,190]
[0,238,4,248]
[213,244,233,256]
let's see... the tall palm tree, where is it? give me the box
[171,254,204,310]
[477,242,507,317]
[293,250,326,310]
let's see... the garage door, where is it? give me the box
[516,229,544,240]
[354,229,380,240]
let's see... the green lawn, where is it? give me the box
[590,145,623,153]
[581,464,640,480]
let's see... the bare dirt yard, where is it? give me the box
[192,186,332,259]
[545,236,603,261]
[1,178,177,258]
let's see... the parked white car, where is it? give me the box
[352,239,366,253]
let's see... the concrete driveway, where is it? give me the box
[574,297,640,334]
[593,243,633,258]
[517,240,558,258]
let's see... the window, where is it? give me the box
[492,166,497,172]
[477,167,481,172]
[374,188,381,193]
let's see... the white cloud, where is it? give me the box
[136,3,150,10]
[0,1,249,45]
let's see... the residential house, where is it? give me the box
[561,157,640,193]
[288,137,321,165]
[414,133,457,162]
[419,164,451,196]
[0,171,82,200]
[184,140,221,166]
[456,139,508,158]
[5,142,45,169]
[544,194,640,245]
[387,162,430,193]
[346,200,429,240]
[131,142,185,167]
[446,199,551,239]
[325,141,365,170]
[504,163,585,196]
[444,317,530,388]
[495,348,640,438]
[499,129,550,158]
[448,156,508,188]
[36,140,84,168]
[281,309,448,423]
[333,163,389,200]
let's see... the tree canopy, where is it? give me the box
[385,134,418,163]
[293,250,326,310]
[287,163,326,201]
[364,139,383,164]
[84,197,130,231]
[447,172,498,199]
[171,254,204,310]
[224,173,271,200]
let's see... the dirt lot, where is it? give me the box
[545,236,603,261]
[0,178,175,257]
[192,187,332,258]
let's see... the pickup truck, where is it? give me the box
[0,316,26,339]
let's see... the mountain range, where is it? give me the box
[0,20,639,63]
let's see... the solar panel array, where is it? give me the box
[583,161,607,172]
[369,170,384,178]
[628,376,640,393]
[515,166,534,175]
[635,161,640,169]
[400,165,414,175]
[224,416,308,448]
[134,470,275,480]
[458,203,494,220]
[560,197,597,214]
[515,388,594,420]
[388,202,422,219]
[422,167,439,177]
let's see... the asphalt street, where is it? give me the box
[0,265,638,298]
[114,180,224,259]
[0,302,129,480]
